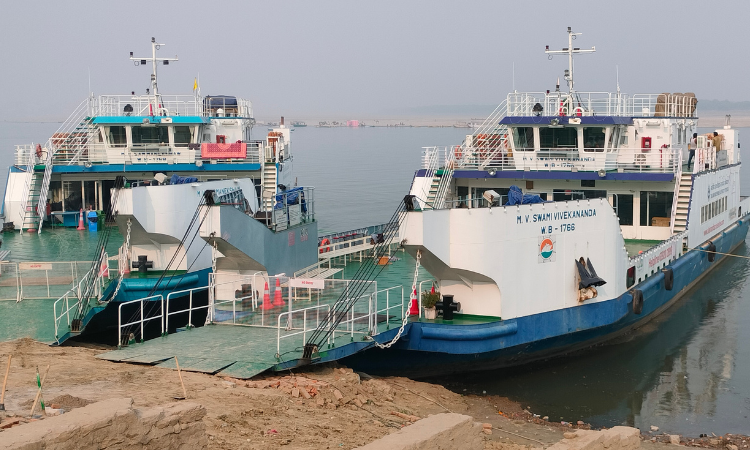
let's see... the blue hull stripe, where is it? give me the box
[346,217,750,377]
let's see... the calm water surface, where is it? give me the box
[2,122,750,435]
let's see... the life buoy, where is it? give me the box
[453,145,462,159]
[319,238,331,254]
[35,144,43,158]
[574,107,584,117]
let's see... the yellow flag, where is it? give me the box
[193,78,198,91]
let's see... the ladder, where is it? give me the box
[672,172,693,234]
[261,162,277,211]
[427,101,510,210]
[18,146,42,233]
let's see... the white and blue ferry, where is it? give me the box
[0,38,311,344]
[349,28,749,377]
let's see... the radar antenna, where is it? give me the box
[545,27,595,94]
[129,38,178,112]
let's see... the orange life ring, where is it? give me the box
[319,238,331,254]
[35,144,43,158]
[454,145,462,159]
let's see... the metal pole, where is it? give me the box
[140,300,144,342]
[189,291,193,327]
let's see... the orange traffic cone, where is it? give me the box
[260,282,274,310]
[76,209,85,230]
[272,277,286,307]
[408,287,419,316]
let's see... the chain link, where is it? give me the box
[110,219,131,301]
[373,249,420,349]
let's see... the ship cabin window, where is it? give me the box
[108,126,127,147]
[132,125,169,147]
[173,126,193,147]
[612,193,634,226]
[539,127,577,155]
[512,127,534,151]
[552,189,606,202]
[471,187,510,208]
[582,127,605,152]
[640,191,673,227]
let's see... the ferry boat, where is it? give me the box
[345,28,750,377]
[0,38,307,344]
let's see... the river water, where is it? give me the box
[1,122,749,435]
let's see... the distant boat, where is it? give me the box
[453,122,472,128]
[291,121,307,127]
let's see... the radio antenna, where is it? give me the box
[545,27,595,94]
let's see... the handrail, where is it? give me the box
[669,151,684,235]
[117,295,164,348]
[276,304,331,355]
[165,286,210,331]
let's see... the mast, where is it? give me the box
[545,27,595,95]
[129,37,178,114]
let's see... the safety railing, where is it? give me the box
[629,229,687,282]
[117,295,164,348]
[210,271,268,325]
[441,146,682,173]
[276,304,331,355]
[164,286,210,332]
[48,143,261,166]
[1,260,102,302]
[504,92,697,118]
[52,267,104,342]
[270,187,316,231]
[94,94,253,118]
[366,285,405,336]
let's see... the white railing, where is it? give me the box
[276,304,331,355]
[35,146,55,234]
[444,147,681,173]
[629,230,687,282]
[165,286,210,332]
[117,295,164,347]
[1,260,101,303]
[669,151,684,235]
[94,94,253,118]
[269,187,316,231]
[505,92,697,118]
[52,267,105,342]
[275,285,405,355]
[17,145,36,231]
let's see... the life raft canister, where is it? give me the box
[662,267,674,291]
[631,289,644,315]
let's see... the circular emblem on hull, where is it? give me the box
[540,238,554,259]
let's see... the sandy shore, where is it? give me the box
[0,339,747,449]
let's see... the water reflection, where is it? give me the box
[434,239,750,435]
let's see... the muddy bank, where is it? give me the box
[0,339,747,449]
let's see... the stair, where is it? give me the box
[673,172,693,233]
[261,162,277,211]
[424,175,441,208]
[20,172,44,232]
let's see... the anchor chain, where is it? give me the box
[373,249,420,349]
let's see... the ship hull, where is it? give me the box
[344,216,749,378]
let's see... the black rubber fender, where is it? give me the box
[631,289,644,315]
[662,267,674,291]
[707,241,717,262]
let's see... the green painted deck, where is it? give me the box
[97,321,391,379]
[1,226,123,262]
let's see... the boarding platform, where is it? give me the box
[98,272,411,378]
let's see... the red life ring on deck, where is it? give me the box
[35,144,43,158]
[319,238,331,254]
[454,145,462,159]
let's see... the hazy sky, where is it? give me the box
[1,0,748,121]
